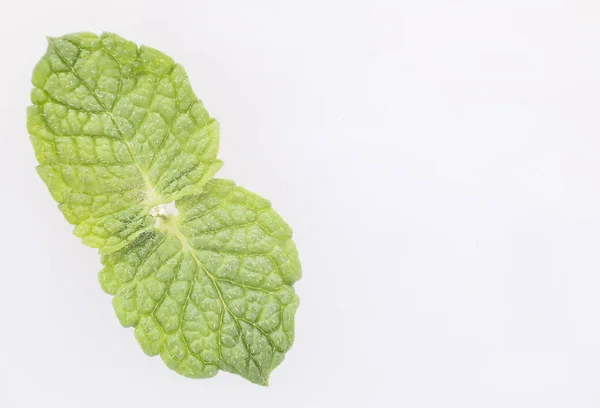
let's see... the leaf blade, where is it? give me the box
[29,33,301,385]
[28,32,222,252]
[100,179,301,384]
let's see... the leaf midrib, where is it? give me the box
[51,41,157,204]
[163,219,269,384]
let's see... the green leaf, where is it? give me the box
[100,179,301,385]
[27,32,301,385]
[27,32,222,253]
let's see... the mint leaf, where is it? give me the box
[27,32,301,385]
[27,32,222,253]
[100,179,300,385]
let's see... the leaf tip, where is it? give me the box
[256,377,270,387]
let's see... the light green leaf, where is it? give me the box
[27,32,301,385]
[99,179,301,385]
[27,32,222,253]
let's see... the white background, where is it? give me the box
[1,0,600,406]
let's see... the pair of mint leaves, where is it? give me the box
[26,32,301,385]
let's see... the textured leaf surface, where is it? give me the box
[27,32,222,253]
[27,32,301,385]
[100,179,301,384]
